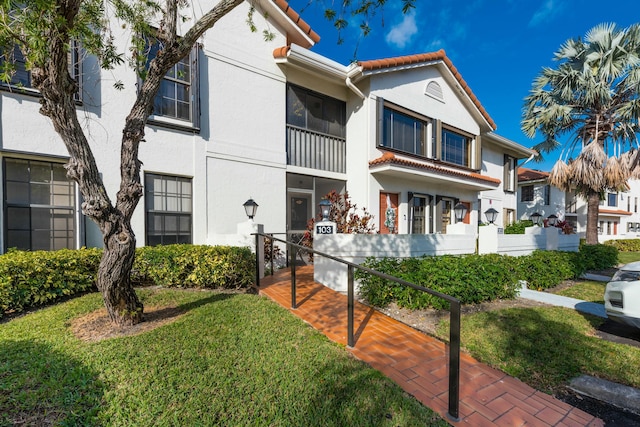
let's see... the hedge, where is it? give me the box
[0,245,255,317]
[0,248,102,315]
[605,239,640,252]
[133,245,255,289]
[356,244,618,310]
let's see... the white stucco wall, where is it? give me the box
[0,0,292,251]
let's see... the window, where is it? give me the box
[503,155,516,192]
[521,185,534,202]
[145,173,192,245]
[409,194,430,234]
[441,128,471,167]
[144,38,199,127]
[543,185,550,205]
[566,191,577,213]
[0,45,30,87]
[607,193,618,207]
[503,208,515,226]
[381,107,427,156]
[287,85,345,138]
[3,158,76,251]
[1,42,82,99]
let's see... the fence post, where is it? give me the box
[347,265,354,348]
[448,300,461,421]
[254,233,260,289]
[290,242,297,309]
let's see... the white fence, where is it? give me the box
[313,225,579,293]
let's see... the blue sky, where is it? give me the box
[287,0,639,171]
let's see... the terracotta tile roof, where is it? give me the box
[358,50,496,130]
[273,45,290,59]
[272,0,321,44]
[599,208,632,216]
[369,152,501,185]
[518,167,549,182]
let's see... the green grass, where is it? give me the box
[0,289,447,426]
[436,306,640,394]
[552,280,606,303]
[618,251,640,265]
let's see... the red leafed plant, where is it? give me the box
[300,191,376,255]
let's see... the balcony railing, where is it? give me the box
[286,125,346,173]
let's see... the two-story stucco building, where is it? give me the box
[518,167,640,240]
[0,0,531,253]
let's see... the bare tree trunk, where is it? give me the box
[27,0,244,326]
[585,189,600,245]
[98,219,143,325]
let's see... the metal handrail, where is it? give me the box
[254,232,461,421]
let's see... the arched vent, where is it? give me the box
[425,81,444,101]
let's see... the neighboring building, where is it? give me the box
[0,0,532,253]
[518,167,640,240]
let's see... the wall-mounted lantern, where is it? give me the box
[454,203,468,223]
[530,212,542,226]
[319,199,332,222]
[243,198,258,220]
[484,208,498,224]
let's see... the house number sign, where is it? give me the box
[316,225,335,234]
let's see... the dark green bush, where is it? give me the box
[0,245,256,317]
[578,244,619,270]
[357,254,520,310]
[357,243,620,309]
[515,250,579,290]
[504,220,534,234]
[133,245,255,289]
[0,248,102,315]
[604,239,640,252]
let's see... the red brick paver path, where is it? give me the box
[259,266,603,426]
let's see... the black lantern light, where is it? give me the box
[530,212,542,226]
[484,207,498,224]
[319,199,332,222]
[547,214,558,226]
[243,198,258,220]
[454,202,468,222]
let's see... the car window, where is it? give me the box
[612,270,640,282]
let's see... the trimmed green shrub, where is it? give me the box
[504,220,534,234]
[0,248,102,315]
[515,250,579,290]
[0,244,256,317]
[133,245,255,289]
[578,244,619,271]
[357,243,621,309]
[604,239,640,252]
[356,254,520,310]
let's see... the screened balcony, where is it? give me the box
[286,125,346,173]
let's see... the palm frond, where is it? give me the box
[548,160,572,190]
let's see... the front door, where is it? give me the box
[288,193,313,233]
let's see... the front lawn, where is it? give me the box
[0,289,446,426]
[436,306,640,394]
[552,280,607,303]
[618,251,640,265]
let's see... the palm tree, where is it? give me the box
[522,23,640,244]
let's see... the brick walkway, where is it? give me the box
[259,266,604,426]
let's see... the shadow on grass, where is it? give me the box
[457,306,626,393]
[293,353,447,426]
[0,340,104,425]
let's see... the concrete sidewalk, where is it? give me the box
[518,288,607,318]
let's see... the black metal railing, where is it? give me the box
[254,232,461,421]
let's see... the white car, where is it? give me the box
[604,261,640,329]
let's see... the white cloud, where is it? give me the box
[529,0,563,27]
[385,11,418,49]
